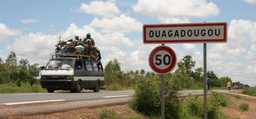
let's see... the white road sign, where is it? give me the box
[143,22,227,43]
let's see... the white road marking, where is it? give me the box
[103,95,130,98]
[3,99,65,106]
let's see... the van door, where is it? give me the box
[74,59,84,80]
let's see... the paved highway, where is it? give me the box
[0,89,235,106]
[0,90,219,106]
[0,89,238,117]
[0,90,134,105]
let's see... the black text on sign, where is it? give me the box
[143,22,227,43]
[149,46,176,74]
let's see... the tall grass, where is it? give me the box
[242,87,256,96]
[0,83,45,93]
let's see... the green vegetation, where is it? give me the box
[242,87,256,96]
[239,103,249,112]
[0,51,233,93]
[180,95,228,119]
[211,92,228,107]
[130,77,229,119]
[130,78,180,119]
[0,51,42,93]
[104,55,232,91]
[99,109,118,119]
[0,83,45,93]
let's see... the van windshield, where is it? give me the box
[46,59,74,70]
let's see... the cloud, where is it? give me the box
[205,19,256,86]
[8,22,135,66]
[8,33,58,64]
[183,44,196,50]
[133,0,219,19]
[80,0,120,17]
[0,23,18,42]
[89,14,142,33]
[159,18,191,24]
[21,19,39,24]
[244,0,256,5]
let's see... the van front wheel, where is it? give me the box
[47,89,54,93]
[71,82,82,93]
[93,81,100,92]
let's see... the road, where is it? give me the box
[0,89,233,118]
[0,90,134,105]
[0,89,238,106]
[0,90,210,106]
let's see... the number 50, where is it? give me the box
[155,54,171,65]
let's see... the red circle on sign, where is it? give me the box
[149,45,176,74]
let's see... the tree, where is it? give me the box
[192,67,203,81]
[174,55,196,89]
[0,57,3,64]
[177,55,195,75]
[207,71,222,87]
[219,76,232,87]
[19,59,29,68]
[140,69,145,75]
[104,59,122,84]
[6,51,17,66]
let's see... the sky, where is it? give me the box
[0,0,256,86]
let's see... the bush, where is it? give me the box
[211,92,228,107]
[180,95,227,119]
[130,79,180,119]
[239,103,249,112]
[99,109,118,119]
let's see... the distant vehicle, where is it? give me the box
[40,34,104,93]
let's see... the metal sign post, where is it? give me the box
[160,74,165,119]
[148,45,177,119]
[203,43,208,119]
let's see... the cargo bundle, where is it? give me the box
[55,33,101,63]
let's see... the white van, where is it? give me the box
[40,56,104,93]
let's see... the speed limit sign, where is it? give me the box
[149,45,176,74]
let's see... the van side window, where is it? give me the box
[75,60,83,70]
[84,58,93,71]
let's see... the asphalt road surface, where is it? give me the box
[0,89,238,117]
[0,90,211,106]
[0,90,134,106]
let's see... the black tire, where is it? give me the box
[93,81,100,92]
[71,81,82,93]
[47,89,54,93]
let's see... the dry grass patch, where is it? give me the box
[8,105,146,119]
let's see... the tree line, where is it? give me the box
[104,55,232,89]
[0,51,39,86]
[0,51,232,89]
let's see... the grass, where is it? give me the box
[242,87,256,96]
[0,83,46,93]
[105,83,128,90]
[239,103,249,112]
[99,109,118,119]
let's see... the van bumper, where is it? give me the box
[40,80,76,90]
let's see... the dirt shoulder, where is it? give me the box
[7,104,146,119]
[223,94,256,119]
